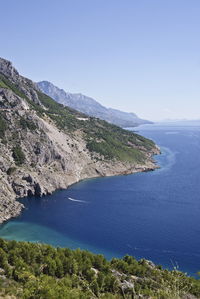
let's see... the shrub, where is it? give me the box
[6,167,17,175]
[20,117,37,131]
[12,145,26,165]
[0,114,7,139]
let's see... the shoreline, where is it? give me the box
[0,147,160,225]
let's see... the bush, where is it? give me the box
[0,114,7,139]
[20,117,37,131]
[6,167,17,175]
[12,145,25,166]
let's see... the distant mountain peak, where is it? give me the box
[37,81,152,127]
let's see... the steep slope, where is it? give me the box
[0,57,159,223]
[37,81,152,127]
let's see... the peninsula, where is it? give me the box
[0,57,159,223]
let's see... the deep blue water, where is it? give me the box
[1,124,200,276]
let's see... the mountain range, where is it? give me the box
[37,81,152,128]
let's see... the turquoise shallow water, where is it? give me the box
[1,124,200,276]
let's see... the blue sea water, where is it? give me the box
[0,124,200,276]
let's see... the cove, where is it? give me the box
[1,124,200,276]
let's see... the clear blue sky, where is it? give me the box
[1,0,200,121]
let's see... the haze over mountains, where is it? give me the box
[154,119,200,127]
[37,81,152,128]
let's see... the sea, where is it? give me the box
[0,123,200,276]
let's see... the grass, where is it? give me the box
[0,80,8,88]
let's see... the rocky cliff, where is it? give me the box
[37,81,152,127]
[0,58,159,223]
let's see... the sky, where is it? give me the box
[1,0,200,121]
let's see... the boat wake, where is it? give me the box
[68,197,87,203]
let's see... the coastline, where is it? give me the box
[0,146,160,225]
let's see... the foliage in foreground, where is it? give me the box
[0,239,199,298]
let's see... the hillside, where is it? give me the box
[0,239,199,299]
[0,57,159,223]
[0,60,199,299]
[37,81,152,127]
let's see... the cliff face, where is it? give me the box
[0,58,159,223]
[37,81,152,127]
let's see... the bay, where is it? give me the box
[1,124,200,276]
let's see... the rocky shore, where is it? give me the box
[0,143,160,224]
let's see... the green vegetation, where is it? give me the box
[0,113,7,139]
[12,145,26,166]
[0,79,8,88]
[84,120,153,162]
[6,167,17,175]
[35,91,155,162]
[0,73,156,163]
[19,116,37,131]
[0,74,29,101]
[36,90,84,130]
[0,239,199,298]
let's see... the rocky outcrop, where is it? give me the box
[0,58,41,105]
[0,57,160,224]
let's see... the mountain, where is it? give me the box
[0,57,159,223]
[37,81,152,127]
[1,58,199,299]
